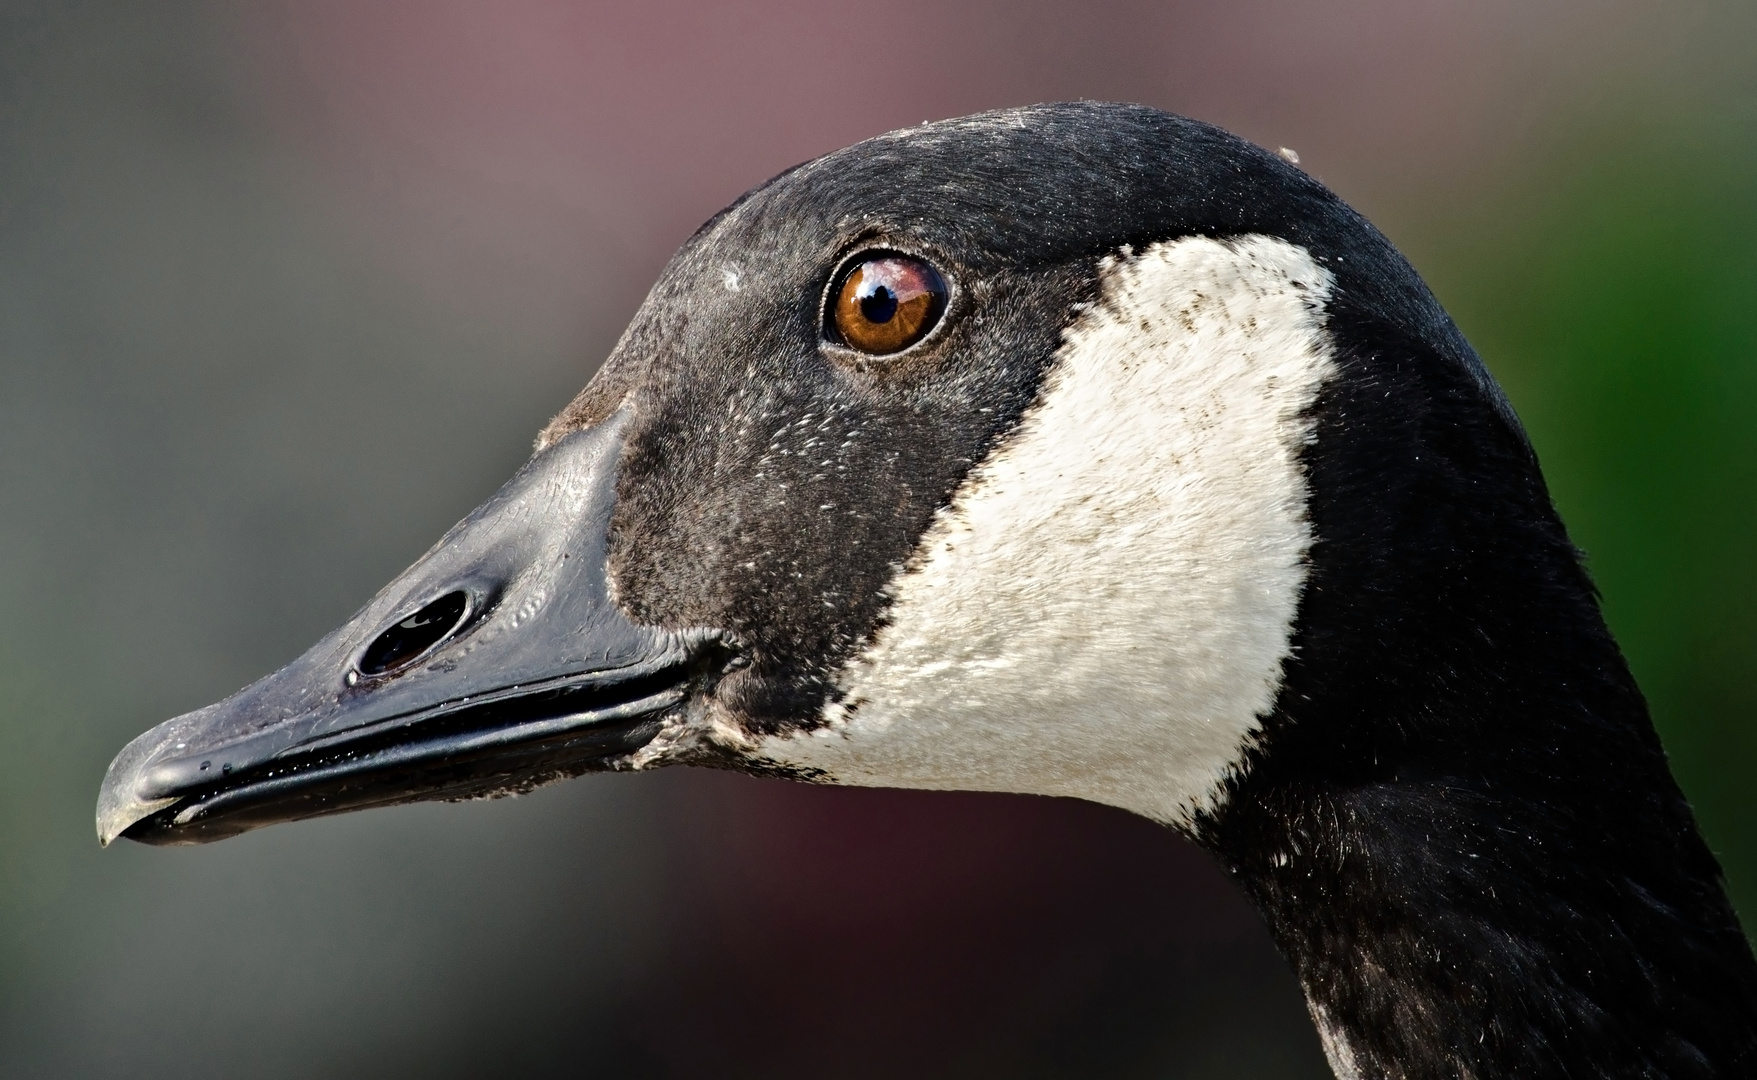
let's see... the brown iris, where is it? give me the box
[829,254,948,355]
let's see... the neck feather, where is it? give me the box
[1212,751,1757,1079]
[1201,303,1757,1079]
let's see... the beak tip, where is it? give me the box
[95,727,186,847]
[94,788,170,848]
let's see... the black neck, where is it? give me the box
[1201,305,1757,1078]
[1211,729,1757,1079]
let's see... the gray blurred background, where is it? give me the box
[2,2,1753,1077]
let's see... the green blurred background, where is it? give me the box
[1419,110,1757,918]
[1,1,1752,1076]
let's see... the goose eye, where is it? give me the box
[828,254,948,355]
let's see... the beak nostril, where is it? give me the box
[358,591,471,678]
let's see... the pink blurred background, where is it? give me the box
[233,0,1679,339]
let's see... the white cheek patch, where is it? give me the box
[756,235,1337,828]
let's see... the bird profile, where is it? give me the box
[97,103,1757,1079]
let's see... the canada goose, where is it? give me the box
[97,103,1757,1078]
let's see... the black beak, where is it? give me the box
[96,412,715,846]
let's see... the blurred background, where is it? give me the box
[1,1,1753,1076]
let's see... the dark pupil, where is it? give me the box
[358,590,469,676]
[859,284,898,324]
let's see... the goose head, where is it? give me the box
[96,103,1757,1078]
